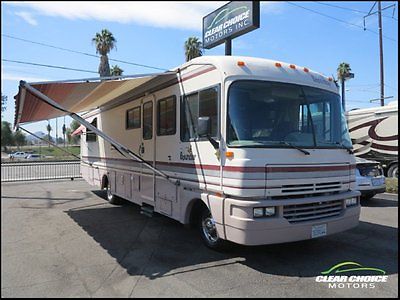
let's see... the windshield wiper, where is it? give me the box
[281,141,310,155]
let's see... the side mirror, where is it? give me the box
[197,117,211,137]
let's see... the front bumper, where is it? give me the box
[222,190,361,246]
[357,183,386,196]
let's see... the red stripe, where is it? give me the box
[266,165,351,173]
[82,156,354,173]
[179,66,216,82]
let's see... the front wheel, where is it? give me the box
[198,207,227,251]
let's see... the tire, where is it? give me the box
[387,163,398,179]
[197,206,227,251]
[105,179,122,205]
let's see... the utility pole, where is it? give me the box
[377,1,384,107]
[364,1,396,107]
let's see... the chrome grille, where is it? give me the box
[283,200,343,223]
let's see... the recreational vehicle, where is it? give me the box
[14,56,361,249]
[346,101,398,178]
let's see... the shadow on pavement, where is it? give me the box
[361,197,398,208]
[65,190,398,280]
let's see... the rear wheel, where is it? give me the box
[198,207,227,251]
[105,179,122,205]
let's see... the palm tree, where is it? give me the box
[110,65,124,76]
[337,62,352,111]
[92,29,117,77]
[46,121,52,148]
[184,37,203,62]
[62,123,66,148]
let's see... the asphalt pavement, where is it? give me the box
[1,179,398,298]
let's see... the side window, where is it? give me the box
[181,86,218,141]
[126,106,141,129]
[157,96,176,136]
[143,101,153,140]
[86,118,97,142]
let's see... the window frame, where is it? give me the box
[180,84,220,142]
[126,106,141,130]
[157,95,177,136]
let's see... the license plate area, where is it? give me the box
[312,224,327,238]
[372,177,384,186]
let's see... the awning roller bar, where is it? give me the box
[19,80,179,186]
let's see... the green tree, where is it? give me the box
[337,62,352,111]
[110,65,124,76]
[1,121,14,151]
[68,120,81,145]
[92,29,117,77]
[184,37,203,62]
[13,130,27,149]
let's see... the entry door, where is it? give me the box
[140,95,156,203]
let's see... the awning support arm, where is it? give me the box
[17,126,93,166]
[20,81,179,186]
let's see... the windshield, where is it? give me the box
[227,80,353,149]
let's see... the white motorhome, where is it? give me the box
[15,56,361,249]
[346,101,398,178]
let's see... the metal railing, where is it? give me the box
[1,160,82,182]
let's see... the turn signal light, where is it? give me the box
[289,64,296,69]
[275,62,282,67]
[237,61,245,66]
[225,151,234,158]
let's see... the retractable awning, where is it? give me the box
[13,71,181,185]
[14,72,178,127]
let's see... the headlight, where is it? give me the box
[265,207,276,216]
[253,208,264,218]
[346,197,358,207]
[253,207,276,218]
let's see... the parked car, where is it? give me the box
[355,157,386,200]
[8,151,28,159]
[25,154,42,160]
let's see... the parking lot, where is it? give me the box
[1,179,398,298]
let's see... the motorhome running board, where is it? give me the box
[140,205,154,218]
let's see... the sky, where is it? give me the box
[1,1,398,137]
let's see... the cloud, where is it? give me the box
[15,11,38,26]
[7,1,281,31]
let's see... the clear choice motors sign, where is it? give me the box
[202,1,260,49]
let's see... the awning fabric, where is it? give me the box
[14,72,178,127]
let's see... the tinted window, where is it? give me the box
[181,86,218,141]
[86,118,97,142]
[143,101,153,140]
[157,96,176,136]
[126,106,141,129]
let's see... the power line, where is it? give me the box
[2,59,98,74]
[2,34,168,71]
[285,1,397,42]
[314,1,398,21]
